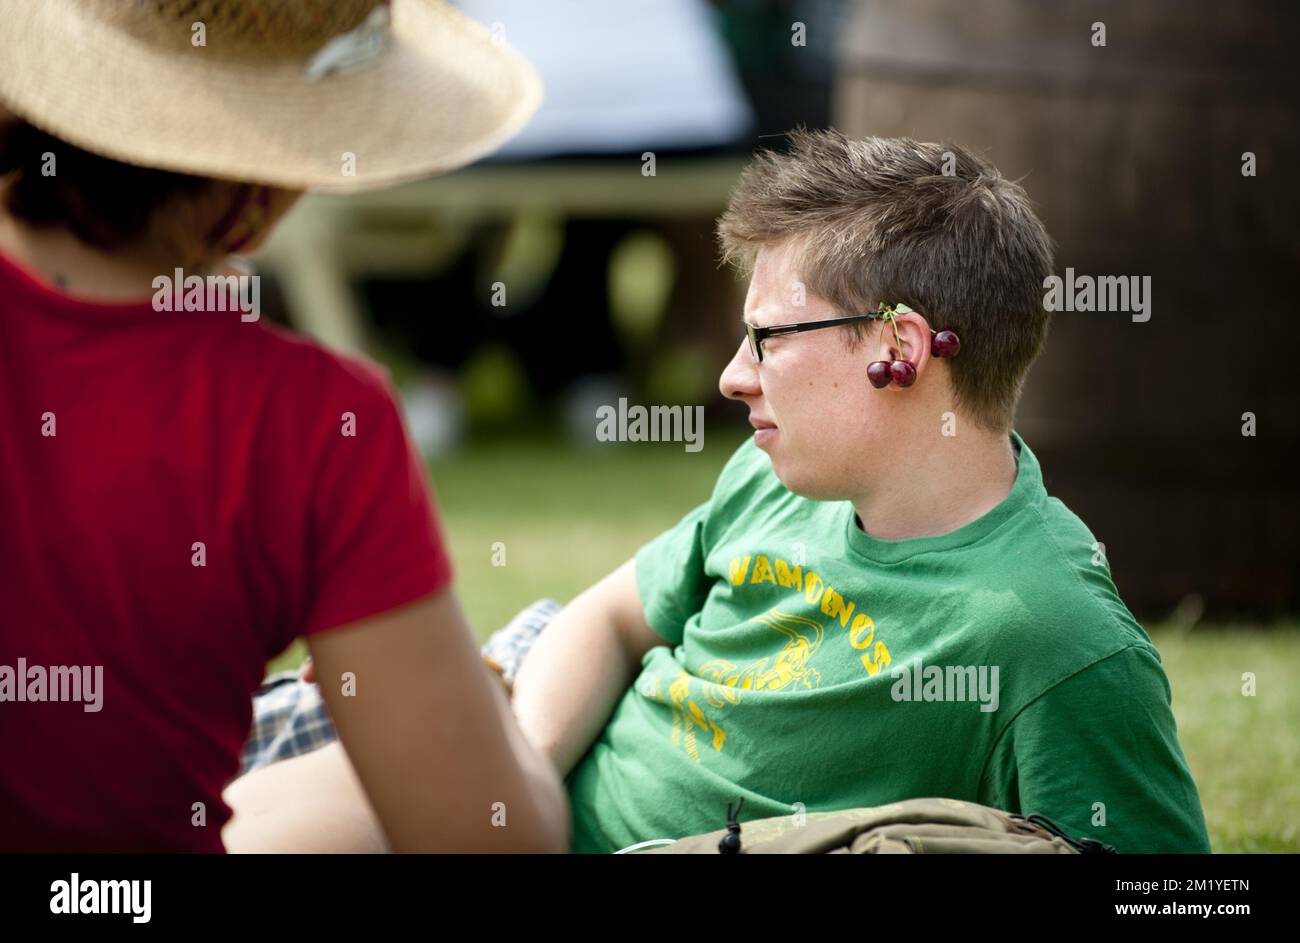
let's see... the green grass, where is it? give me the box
[269,432,1299,854]
[1148,625,1300,853]
[425,433,745,633]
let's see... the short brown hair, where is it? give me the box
[0,119,251,265]
[718,128,1055,432]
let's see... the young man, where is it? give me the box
[228,130,1210,854]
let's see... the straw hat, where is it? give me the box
[0,0,542,192]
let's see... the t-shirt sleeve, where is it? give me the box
[302,369,454,636]
[634,500,712,646]
[978,644,1211,853]
[632,439,773,647]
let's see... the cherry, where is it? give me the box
[889,360,917,387]
[932,330,961,358]
[867,361,893,388]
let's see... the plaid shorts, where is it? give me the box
[237,598,562,777]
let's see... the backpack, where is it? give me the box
[638,797,1117,854]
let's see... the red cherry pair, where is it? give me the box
[867,360,914,388]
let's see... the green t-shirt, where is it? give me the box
[565,432,1210,854]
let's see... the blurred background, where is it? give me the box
[256,0,1299,851]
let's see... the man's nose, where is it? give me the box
[719,338,760,401]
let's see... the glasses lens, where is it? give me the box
[745,324,761,362]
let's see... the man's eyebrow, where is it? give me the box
[743,306,783,328]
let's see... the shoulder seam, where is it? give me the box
[1027,498,1144,644]
[976,641,1158,790]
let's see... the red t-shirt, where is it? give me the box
[0,251,453,852]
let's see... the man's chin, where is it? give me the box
[761,445,843,502]
[761,448,808,496]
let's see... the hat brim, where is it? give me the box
[0,0,542,192]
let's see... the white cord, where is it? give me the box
[613,838,677,854]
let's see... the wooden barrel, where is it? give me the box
[836,0,1299,617]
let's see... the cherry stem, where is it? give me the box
[881,307,904,358]
[881,302,938,336]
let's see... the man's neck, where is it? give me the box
[851,428,1018,541]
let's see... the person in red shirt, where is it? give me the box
[0,0,566,852]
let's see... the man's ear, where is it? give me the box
[877,310,935,382]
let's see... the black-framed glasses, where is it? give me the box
[742,310,883,363]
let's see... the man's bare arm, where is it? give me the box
[510,559,669,778]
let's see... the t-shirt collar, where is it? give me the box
[843,430,1040,565]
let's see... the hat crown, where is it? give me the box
[91,0,386,56]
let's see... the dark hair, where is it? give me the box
[0,119,224,255]
[718,128,1056,432]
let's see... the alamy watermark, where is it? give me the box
[151,268,260,322]
[50,873,150,924]
[595,398,704,453]
[1043,268,1151,322]
[890,657,999,713]
[0,659,103,712]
